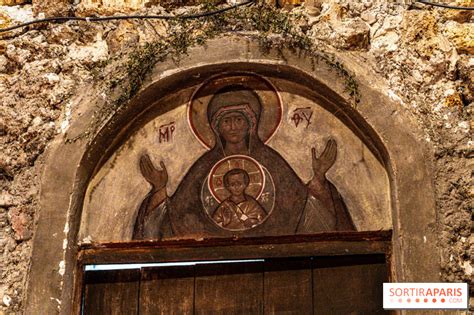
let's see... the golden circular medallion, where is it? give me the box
[208,155,265,203]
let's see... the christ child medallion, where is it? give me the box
[202,155,275,231]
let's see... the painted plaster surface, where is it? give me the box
[80,78,391,242]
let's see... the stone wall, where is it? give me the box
[0,0,472,313]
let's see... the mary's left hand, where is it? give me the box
[307,139,337,195]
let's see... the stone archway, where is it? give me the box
[25,36,439,315]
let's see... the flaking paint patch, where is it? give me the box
[387,89,404,105]
[2,295,11,307]
[82,235,92,243]
[158,68,185,80]
[60,101,72,134]
[58,261,65,276]
[49,297,61,305]
[462,261,472,276]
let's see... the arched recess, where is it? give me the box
[25,36,439,315]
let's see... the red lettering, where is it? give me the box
[159,128,169,143]
[389,288,395,297]
[439,288,446,296]
[456,288,462,296]
[395,288,402,296]
[403,288,409,296]
[433,288,439,295]
[158,122,175,143]
[447,288,453,296]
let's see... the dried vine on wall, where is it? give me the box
[65,3,361,144]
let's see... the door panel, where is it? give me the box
[264,258,313,315]
[194,262,264,315]
[140,265,195,315]
[83,269,140,315]
[313,255,388,314]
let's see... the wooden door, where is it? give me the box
[82,254,389,314]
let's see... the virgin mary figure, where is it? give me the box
[133,83,355,240]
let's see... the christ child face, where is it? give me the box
[225,173,248,197]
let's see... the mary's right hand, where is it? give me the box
[139,154,168,191]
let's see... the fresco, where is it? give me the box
[80,73,392,242]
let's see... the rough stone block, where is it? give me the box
[442,1,473,23]
[32,0,70,17]
[0,0,30,5]
[444,22,474,55]
[337,18,370,50]
[0,192,15,208]
[8,207,32,241]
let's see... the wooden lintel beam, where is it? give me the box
[79,231,392,264]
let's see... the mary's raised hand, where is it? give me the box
[139,154,168,191]
[311,139,337,182]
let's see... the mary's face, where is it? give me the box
[218,112,250,144]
